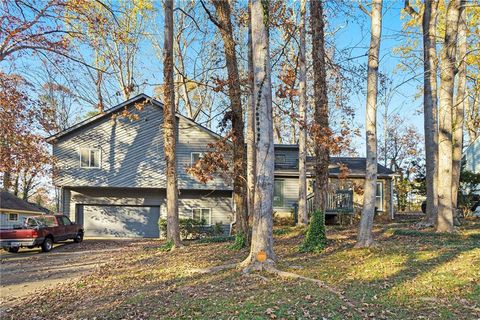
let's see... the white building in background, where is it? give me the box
[464,136,479,174]
[463,136,480,196]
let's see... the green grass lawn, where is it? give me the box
[4,220,480,319]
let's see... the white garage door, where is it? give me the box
[78,205,160,238]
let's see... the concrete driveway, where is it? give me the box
[0,239,151,307]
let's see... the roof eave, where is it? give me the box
[46,94,152,144]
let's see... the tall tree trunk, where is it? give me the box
[247,0,256,226]
[421,0,439,226]
[310,0,329,213]
[297,0,308,226]
[2,171,11,191]
[241,0,275,271]
[451,4,466,222]
[95,49,105,113]
[465,91,479,143]
[437,0,462,233]
[274,113,283,143]
[211,0,249,244]
[174,33,194,118]
[163,0,182,247]
[356,0,382,248]
[13,174,19,196]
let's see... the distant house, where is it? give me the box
[47,94,395,238]
[463,136,480,195]
[464,136,479,174]
[0,191,50,228]
[272,145,396,219]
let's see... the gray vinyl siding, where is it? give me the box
[52,103,231,190]
[177,118,232,190]
[172,190,234,225]
[53,104,165,188]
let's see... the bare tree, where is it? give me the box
[451,3,467,220]
[437,0,462,233]
[422,0,439,227]
[241,0,276,271]
[298,0,308,226]
[207,0,249,244]
[356,0,383,248]
[310,0,329,213]
[163,0,182,247]
[246,0,256,227]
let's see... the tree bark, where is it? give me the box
[297,0,308,226]
[310,0,329,213]
[163,0,182,247]
[421,0,439,226]
[437,0,462,233]
[356,0,382,248]
[247,0,256,226]
[2,171,11,191]
[451,3,466,220]
[211,0,249,244]
[241,0,276,271]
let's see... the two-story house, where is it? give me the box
[47,94,395,238]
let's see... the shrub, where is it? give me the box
[212,222,224,236]
[299,210,327,253]
[228,232,247,250]
[159,218,212,240]
[273,212,295,226]
[157,240,174,252]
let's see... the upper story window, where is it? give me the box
[191,152,203,166]
[275,154,286,165]
[80,148,101,168]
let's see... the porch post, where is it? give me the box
[389,179,394,219]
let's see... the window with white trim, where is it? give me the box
[191,208,212,225]
[8,213,18,221]
[79,148,101,168]
[191,152,203,166]
[376,182,384,211]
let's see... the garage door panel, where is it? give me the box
[82,205,160,238]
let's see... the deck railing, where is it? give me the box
[306,189,354,215]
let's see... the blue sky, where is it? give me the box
[6,0,425,156]
[330,0,424,154]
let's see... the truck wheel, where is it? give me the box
[8,247,19,253]
[73,232,84,243]
[41,238,53,252]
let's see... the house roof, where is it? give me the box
[46,93,224,143]
[274,155,396,178]
[0,190,51,214]
[327,157,396,177]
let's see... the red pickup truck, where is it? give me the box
[0,215,84,253]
